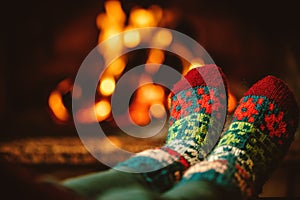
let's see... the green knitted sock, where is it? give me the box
[115,64,228,192]
[177,75,299,198]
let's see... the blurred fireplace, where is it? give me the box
[2,1,299,138]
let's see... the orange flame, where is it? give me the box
[151,29,173,48]
[75,106,95,124]
[123,29,141,48]
[188,58,205,71]
[150,103,166,119]
[135,84,165,103]
[48,79,72,122]
[129,103,151,126]
[104,0,126,25]
[129,8,157,27]
[106,57,127,77]
[99,76,116,96]
[95,100,111,121]
[145,49,165,74]
[227,91,237,114]
[48,91,69,122]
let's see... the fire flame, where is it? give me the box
[227,91,237,114]
[95,100,112,121]
[49,1,230,127]
[94,0,170,125]
[48,79,72,123]
[99,76,116,96]
[129,84,166,125]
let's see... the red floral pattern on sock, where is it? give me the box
[264,111,287,140]
[234,97,259,123]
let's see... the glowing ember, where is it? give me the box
[106,57,127,77]
[147,49,165,64]
[129,8,157,27]
[75,106,95,124]
[129,103,150,126]
[227,91,237,113]
[123,29,141,48]
[135,84,165,103]
[48,79,72,122]
[145,49,165,74]
[97,0,126,42]
[99,76,116,96]
[48,91,69,122]
[188,58,205,70]
[49,1,186,126]
[152,29,173,48]
[150,103,166,119]
[95,99,111,121]
[104,0,126,25]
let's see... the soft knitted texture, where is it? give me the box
[165,64,228,164]
[178,75,299,198]
[115,64,228,192]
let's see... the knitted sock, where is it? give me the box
[115,64,228,192]
[176,75,299,198]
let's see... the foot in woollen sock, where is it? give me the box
[177,75,299,198]
[115,64,228,192]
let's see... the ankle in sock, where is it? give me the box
[164,64,228,164]
[178,75,299,198]
[115,64,228,192]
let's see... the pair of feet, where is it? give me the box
[116,64,299,199]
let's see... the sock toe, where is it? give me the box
[178,75,299,198]
[170,64,228,97]
[244,75,299,124]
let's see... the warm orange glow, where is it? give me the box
[152,29,173,48]
[150,103,166,118]
[48,91,69,122]
[123,29,141,48]
[57,78,72,92]
[188,58,205,71]
[75,102,111,123]
[147,49,165,64]
[75,106,95,124]
[99,77,116,96]
[129,8,157,27]
[107,135,122,149]
[105,0,126,25]
[171,42,193,75]
[167,93,172,109]
[96,13,110,30]
[106,57,127,76]
[95,100,111,121]
[136,84,165,103]
[149,5,163,23]
[96,1,125,34]
[92,2,181,126]
[99,30,123,51]
[99,27,123,42]
[227,91,237,113]
[145,49,165,74]
[129,103,150,126]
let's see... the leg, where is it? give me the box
[63,169,148,199]
[165,75,299,199]
[62,65,228,197]
[115,64,228,191]
[97,180,231,200]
